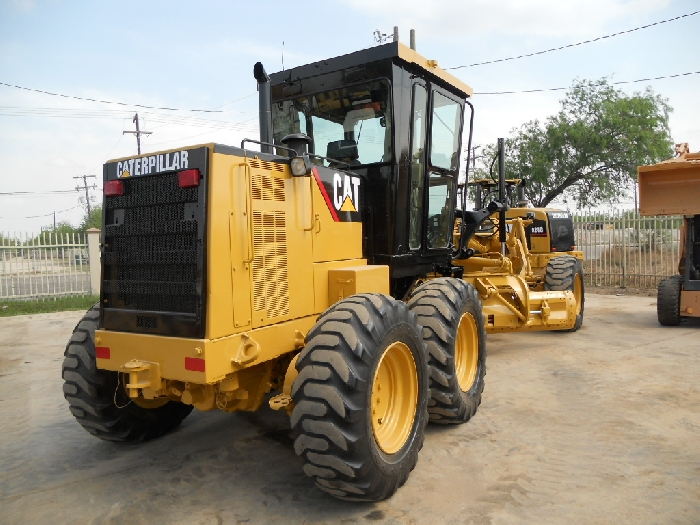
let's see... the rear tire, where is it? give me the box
[545,255,585,331]
[408,278,486,425]
[657,275,682,326]
[62,304,193,442]
[291,294,429,501]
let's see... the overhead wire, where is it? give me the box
[0,82,225,113]
[0,105,256,124]
[447,10,699,70]
[0,190,77,196]
[0,11,696,121]
[475,70,700,95]
[0,205,82,219]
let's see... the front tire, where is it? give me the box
[545,255,585,331]
[408,278,487,424]
[62,304,193,442]
[657,275,682,326]
[291,294,429,501]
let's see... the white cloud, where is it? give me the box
[11,0,35,12]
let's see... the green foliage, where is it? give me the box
[79,206,102,231]
[43,221,79,235]
[475,79,674,208]
[35,206,102,234]
[0,295,99,317]
[0,233,18,246]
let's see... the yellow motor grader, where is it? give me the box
[62,41,583,501]
[638,151,700,325]
[464,177,584,298]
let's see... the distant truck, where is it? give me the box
[638,150,700,325]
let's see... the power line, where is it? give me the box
[207,92,256,110]
[146,129,222,147]
[447,10,699,70]
[0,81,224,113]
[0,105,255,118]
[0,204,81,219]
[0,105,259,132]
[475,70,700,95]
[0,190,77,196]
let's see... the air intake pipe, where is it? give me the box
[253,62,273,154]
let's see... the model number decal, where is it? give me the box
[528,219,548,237]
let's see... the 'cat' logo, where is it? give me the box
[311,167,362,223]
[333,172,361,212]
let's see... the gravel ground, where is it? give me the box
[1,294,698,524]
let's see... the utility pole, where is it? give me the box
[74,175,97,216]
[123,113,152,155]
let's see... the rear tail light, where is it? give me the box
[185,357,205,372]
[104,180,124,196]
[178,169,200,188]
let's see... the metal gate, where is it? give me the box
[574,210,683,289]
[0,232,91,299]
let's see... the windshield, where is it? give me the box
[272,80,392,166]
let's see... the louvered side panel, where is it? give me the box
[251,209,290,319]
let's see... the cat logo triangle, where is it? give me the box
[340,195,357,212]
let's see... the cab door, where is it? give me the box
[423,89,464,252]
[408,82,428,252]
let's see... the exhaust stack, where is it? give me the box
[253,62,273,154]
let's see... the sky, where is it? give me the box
[1,0,698,233]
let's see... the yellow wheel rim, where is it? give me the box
[455,313,479,392]
[371,341,418,455]
[574,273,583,316]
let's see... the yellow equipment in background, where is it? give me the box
[638,151,700,324]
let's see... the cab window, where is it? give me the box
[272,80,392,166]
[426,172,454,248]
[409,84,428,250]
[430,92,462,171]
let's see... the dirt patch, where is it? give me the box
[587,285,657,297]
[1,297,698,524]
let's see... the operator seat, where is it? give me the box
[327,140,360,167]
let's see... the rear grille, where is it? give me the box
[137,315,158,329]
[103,171,202,318]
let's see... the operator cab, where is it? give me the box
[269,42,473,297]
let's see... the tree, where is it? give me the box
[45,221,79,235]
[0,233,18,247]
[474,79,674,208]
[79,206,102,231]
